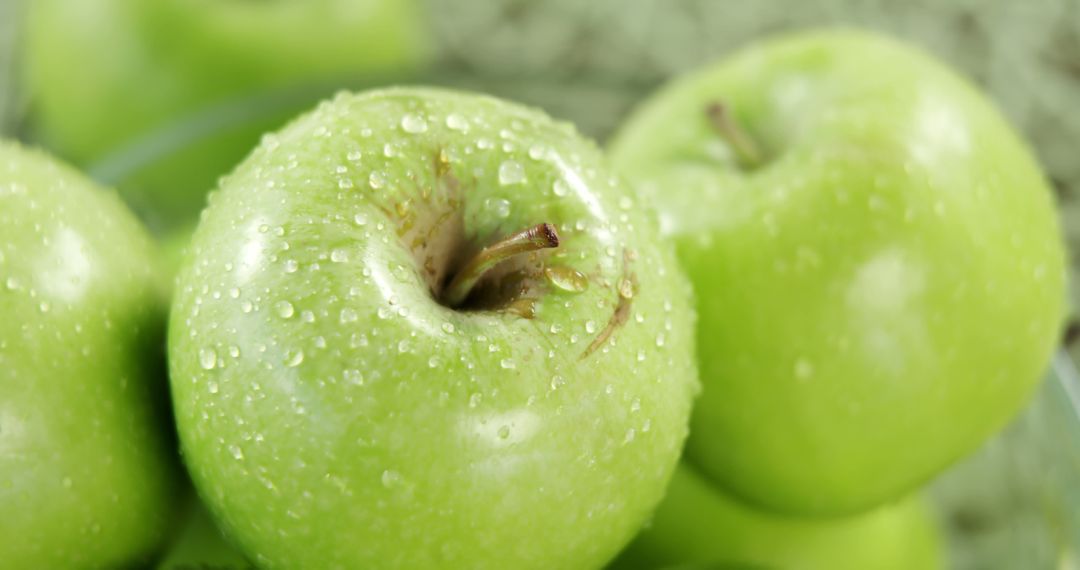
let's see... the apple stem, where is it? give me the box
[442,223,561,307]
[706,102,763,169]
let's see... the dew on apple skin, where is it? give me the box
[207,380,219,394]
[368,171,386,189]
[241,300,254,313]
[284,259,299,273]
[400,113,428,134]
[445,113,468,131]
[284,348,304,368]
[498,160,526,186]
[585,320,597,334]
[340,307,358,323]
[550,375,565,390]
[228,445,244,460]
[544,266,588,293]
[484,197,512,219]
[499,358,516,370]
[353,212,368,226]
[552,179,569,197]
[274,300,295,319]
[199,347,217,370]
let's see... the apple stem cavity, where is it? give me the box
[442,222,561,308]
[706,102,763,169]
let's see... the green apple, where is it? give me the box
[169,87,698,569]
[0,141,181,567]
[609,463,942,570]
[23,0,430,230]
[608,30,1066,515]
[156,494,251,570]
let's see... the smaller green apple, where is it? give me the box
[24,0,431,231]
[156,494,251,570]
[0,140,181,567]
[610,464,943,570]
[609,29,1066,515]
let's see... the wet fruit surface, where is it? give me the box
[170,88,698,569]
[0,141,180,567]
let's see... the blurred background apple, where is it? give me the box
[21,0,429,232]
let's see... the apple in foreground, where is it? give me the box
[608,30,1066,515]
[169,88,698,569]
[0,141,181,567]
[23,0,430,231]
[609,463,942,570]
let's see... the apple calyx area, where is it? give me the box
[441,222,561,308]
[706,102,762,169]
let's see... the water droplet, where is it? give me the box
[550,375,565,390]
[38,301,50,313]
[441,322,455,334]
[552,179,569,197]
[5,277,19,290]
[397,340,411,353]
[369,171,386,189]
[528,145,546,160]
[208,381,219,394]
[428,356,441,368]
[330,249,349,263]
[353,213,368,226]
[544,266,588,293]
[274,300,295,319]
[345,369,364,385]
[585,320,597,334]
[636,350,646,362]
[498,160,526,185]
[618,278,634,299]
[284,259,299,273]
[445,114,468,131]
[241,300,254,313]
[623,428,636,444]
[228,445,244,460]
[381,470,402,488]
[500,358,516,369]
[228,345,241,358]
[497,425,511,439]
[618,196,634,210]
[400,113,428,134]
[340,307,358,323]
[347,150,362,162]
[485,198,511,218]
[199,348,217,370]
[284,348,305,368]
[795,358,815,380]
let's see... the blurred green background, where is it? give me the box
[2,1,1079,568]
